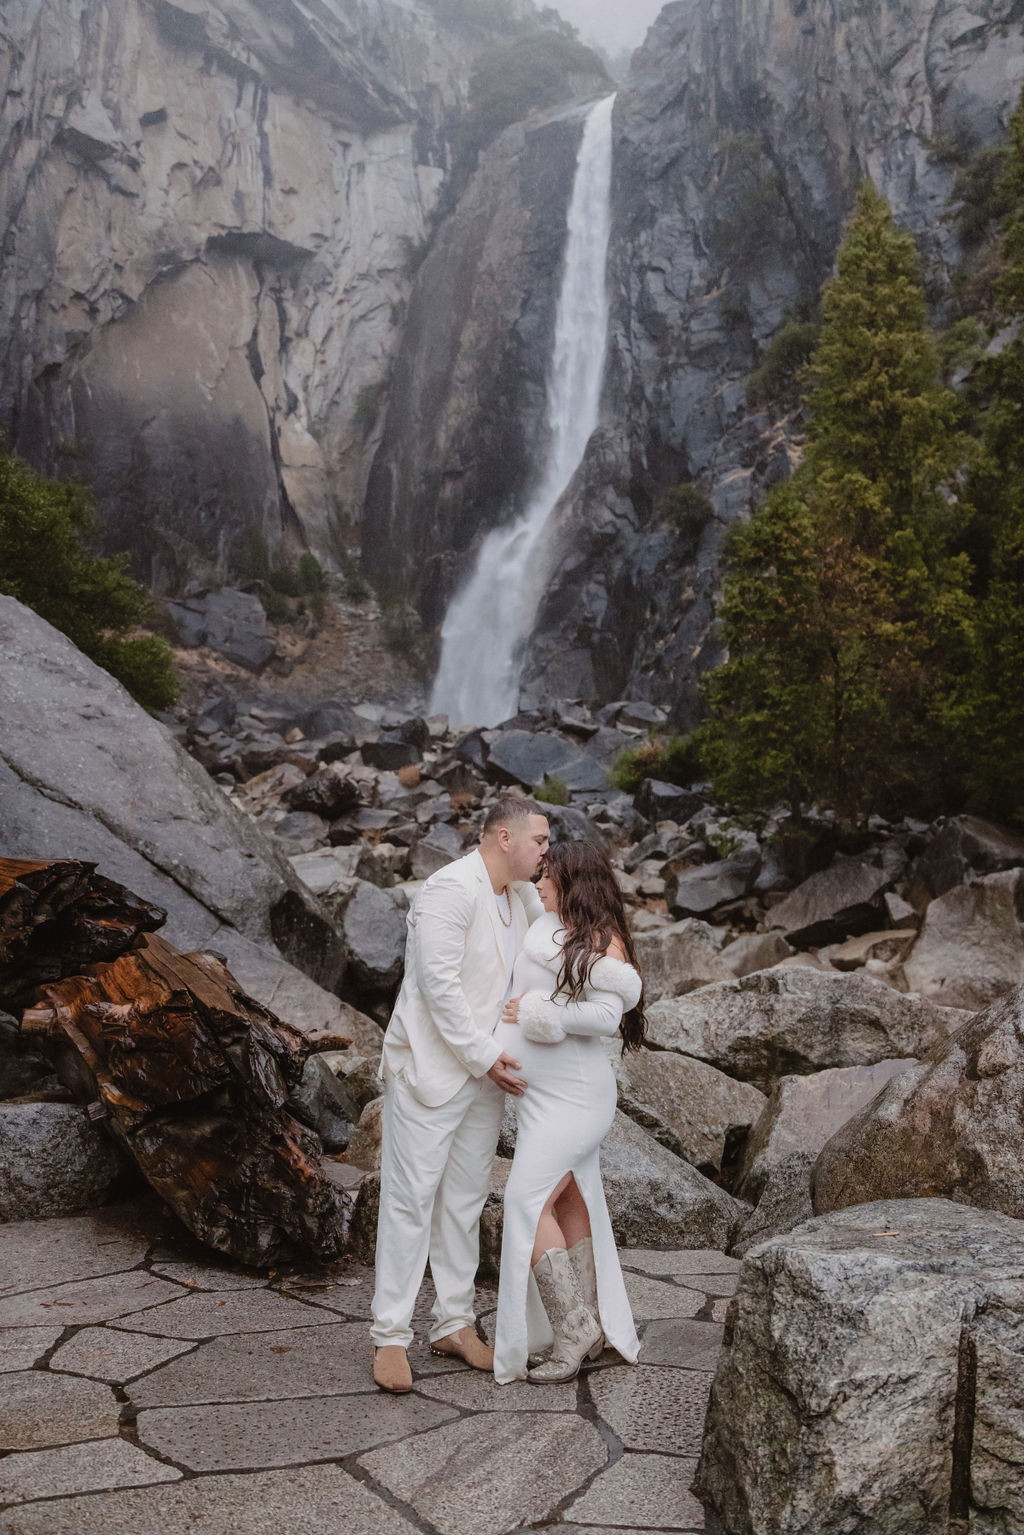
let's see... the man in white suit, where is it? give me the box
[371,794,550,1392]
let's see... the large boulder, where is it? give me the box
[903,869,1024,1011]
[767,855,891,946]
[696,1199,1024,1535]
[646,968,955,1091]
[914,814,1024,899]
[720,930,794,978]
[484,729,608,793]
[664,852,760,918]
[633,919,733,1002]
[618,1047,766,1178]
[341,881,408,1013]
[634,779,705,823]
[599,1110,743,1250]
[812,987,1024,1221]
[0,1103,126,1220]
[730,1151,815,1258]
[0,597,344,995]
[738,1058,917,1202]
[166,588,275,671]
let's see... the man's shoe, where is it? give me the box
[429,1326,494,1371]
[373,1345,413,1393]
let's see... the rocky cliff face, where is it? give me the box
[0,0,543,589]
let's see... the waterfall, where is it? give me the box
[430,93,616,727]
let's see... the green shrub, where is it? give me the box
[0,446,178,710]
[656,482,715,546]
[535,774,570,805]
[951,142,1012,245]
[609,733,704,793]
[747,318,820,407]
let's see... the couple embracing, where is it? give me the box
[370,794,647,1391]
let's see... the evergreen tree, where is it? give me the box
[701,182,971,821]
[949,89,1024,823]
[0,447,179,711]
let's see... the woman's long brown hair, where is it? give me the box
[543,839,647,1053]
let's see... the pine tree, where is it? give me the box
[701,182,971,821]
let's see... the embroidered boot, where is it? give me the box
[527,1247,603,1383]
[568,1235,605,1359]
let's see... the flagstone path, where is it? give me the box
[0,1200,736,1534]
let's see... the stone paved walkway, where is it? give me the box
[0,1200,737,1534]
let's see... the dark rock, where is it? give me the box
[646,968,955,1091]
[0,1102,126,1220]
[381,714,430,750]
[286,1055,360,1153]
[434,759,486,801]
[697,1199,1024,1535]
[341,881,408,1009]
[300,701,365,742]
[812,987,1024,1221]
[317,732,359,765]
[915,814,1024,899]
[361,733,421,771]
[541,803,608,847]
[634,779,704,824]
[454,730,490,772]
[664,851,760,918]
[767,854,891,946]
[166,588,275,671]
[271,812,329,848]
[485,729,608,793]
[282,768,360,820]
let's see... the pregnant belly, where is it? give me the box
[493,1023,615,1116]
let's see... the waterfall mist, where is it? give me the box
[429,92,616,727]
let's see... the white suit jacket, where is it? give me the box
[381,848,543,1107]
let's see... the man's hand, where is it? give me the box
[487,1051,527,1097]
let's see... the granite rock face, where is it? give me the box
[0,0,550,588]
[812,986,1024,1221]
[646,967,953,1091]
[696,1199,1024,1535]
[903,868,1024,1010]
[618,1046,766,1178]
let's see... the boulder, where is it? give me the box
[485,730,608,793]
[738,1058,917,1202]
[341,881,408,1010]
[635,779,705,824]
[271,811,329,849]
[696,1199,1024,1535]
[720,931,794,977]
[289,845,362,896]
[729,1151,815,1258]
[166,587,275,671]
[664,852,760,918]
[618,1047,767,1178]
[903,869,1024,1011]
[829,929,917,971]
[541,803,609,847]
[341,1095,385,1171]
[633,918,733,1003]
[0,1102,126,1220]
[646,968,954,1091]
[281,767,359,820]
[767,854,891,946]
[286,1055,360,1153]
[599,1110,743,1250]
[812,987,1024,1221]
[915,813,1024,899]
[0,597,344,994]
[361,733,421,771]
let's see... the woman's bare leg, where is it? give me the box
[553,1175,591,1247]
[531,1172,572,1264]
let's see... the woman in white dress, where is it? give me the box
[491,839,647,1385]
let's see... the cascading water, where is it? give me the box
[430,93,616,726]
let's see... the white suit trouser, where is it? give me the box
[370,1070,504,1349]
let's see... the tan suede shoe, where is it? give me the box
[373,1345,413,1393]
[429,1326,494,1371]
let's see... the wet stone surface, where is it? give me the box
[0,1202,725,1533]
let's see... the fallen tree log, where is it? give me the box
[26,933,348,1267]
[0,858,164,1011]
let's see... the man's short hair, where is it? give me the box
[481,793,541,836]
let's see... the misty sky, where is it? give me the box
[551,0,666,56]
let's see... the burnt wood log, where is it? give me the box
[27,933,348,1267]
[0,858,165,1011]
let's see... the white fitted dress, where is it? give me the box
[491,910,642,1384]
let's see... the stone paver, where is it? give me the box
[129,1322,372,1406]
[711,1298,730,1321]
[359,1411,608,1535]
[590,1365,713,1453]
[0,1327,61,1373]
[640,1318,725,1371]
[624,1271,705,1320]
[0,1272,180,1329]
[0,1464,420,1534]
[137,1392,458,1471]
[0,1371,120,1451]
[566,1452,704,1528]
[0,1204,156,1298]
[115,1288,335,1338]
[0,1438,180,1504]
[0,1203,727,1532]
[416,1372,576,1412]
[50,1328,194,1385]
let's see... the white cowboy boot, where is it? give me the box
[568,1235,605,1358]
[527,1247,603,1383]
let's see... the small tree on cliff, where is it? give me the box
[701,182,971,821]
[948,88,1024,824]
[0,447,179,711]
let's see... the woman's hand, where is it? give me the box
[502,996,522,1024]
